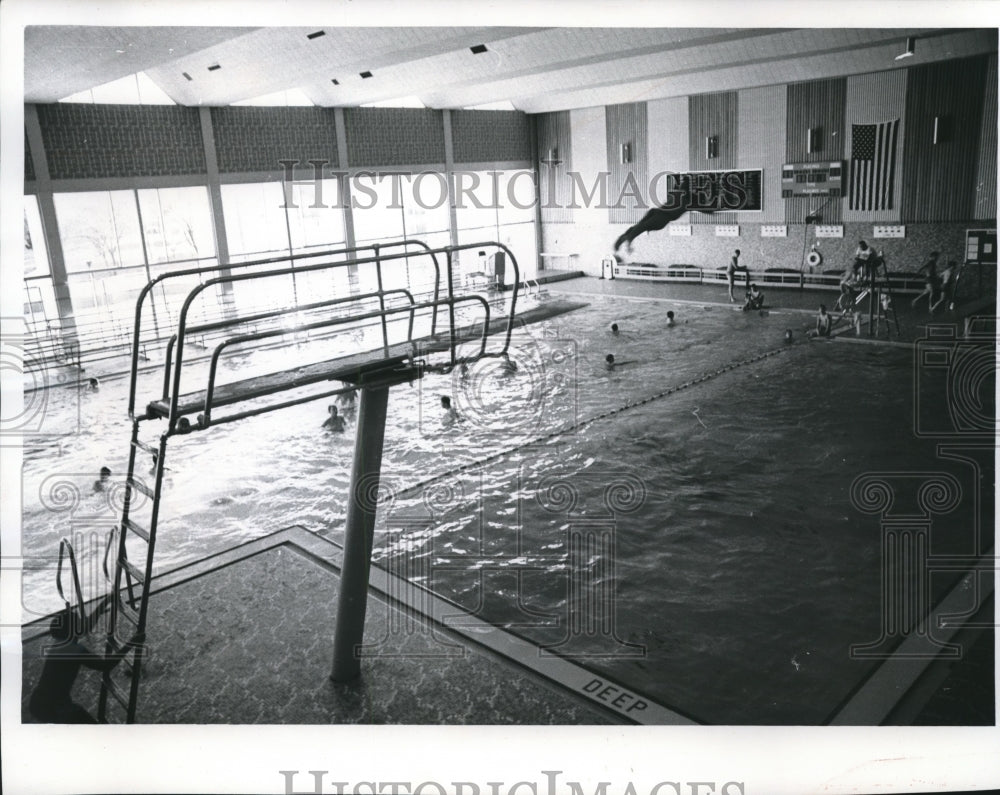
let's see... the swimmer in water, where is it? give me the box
[322,404,346,433]
[784,329,794,343]
[441,395,461,427]
[666,311,676,327]
[92,466,111,492]
[87,377,100,391]
[604,354,637,372]
[610,323,620,336]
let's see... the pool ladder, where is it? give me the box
[97,420,168,723]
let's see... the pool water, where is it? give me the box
[20,291,993,724]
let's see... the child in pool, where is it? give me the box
[92,466,111,492]
[322,404,346,432]
[440,395,461,427]
[604,354,637,371]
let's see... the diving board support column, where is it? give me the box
[331,384,391,682]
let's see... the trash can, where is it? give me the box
[601,256,617,280]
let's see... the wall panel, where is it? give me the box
[211,106,338,175]
[606,102,648,224]
[343,108,445,168]
[537,111,573,224]
[689,92,737,223]
[785,78,846,225]
[37,104,206,179]
[737,84,786,223]
[647,95,689,178]
[902,55,989,222]
[974,52,997,221]
[451,110,532,164]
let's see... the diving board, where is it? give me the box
[146,298,587,422]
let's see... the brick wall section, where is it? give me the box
[450,110,532,164]
[343,108,446,167]
[36,104,206,179]
[211,106,339,174]
[25,131,35,182]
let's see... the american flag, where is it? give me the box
[849,120,899,211]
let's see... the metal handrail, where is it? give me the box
[127,239,442,418]
[158,288,420,403]
[165,241,518,430]
[56,537,86,627]
[197,293,492,427]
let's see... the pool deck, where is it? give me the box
[20,275,995,726]
[543,273,995,346]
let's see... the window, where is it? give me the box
[53,190,144,272]
[59,72,175,105]
[24,195,49,278]
[221,182,290,261]
[137,186,216,265]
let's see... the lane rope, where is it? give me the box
[393,344,793,500]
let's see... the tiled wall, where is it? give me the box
[37,104,206,179]
[451,110,532,164]
[344,108,446,167]
[211,106,339,174]
[27,104,534,179]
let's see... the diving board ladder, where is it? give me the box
[97,423,167,723]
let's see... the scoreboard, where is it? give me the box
[781,162,843,198]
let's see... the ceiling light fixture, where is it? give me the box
[360,71,373,79]
[331,78,340,85]
[307,30,326,40]
[895,36,916,61]
[208,64,222,71]
[182,72,193,81]
[470,44,488,54]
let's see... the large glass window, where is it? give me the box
[53,190,145,272]
[138,186,215,265]
[52,187,217,337]
[24,195,49,278]
[221,181,289,262]
[220,179,350,312]
[454,169,537,282]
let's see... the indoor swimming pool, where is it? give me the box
[20,289,993,724]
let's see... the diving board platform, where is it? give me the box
[86,239,592,722]
[146,298,587,424]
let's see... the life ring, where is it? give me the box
[806,250,823,268]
